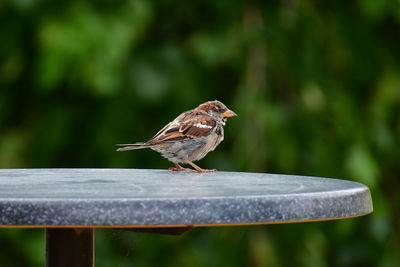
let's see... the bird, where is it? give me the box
[116,100,237,172]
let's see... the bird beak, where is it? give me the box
[222,109,237,118]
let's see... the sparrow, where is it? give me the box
[117,100,237,172]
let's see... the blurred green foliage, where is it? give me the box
[1,0,400,266]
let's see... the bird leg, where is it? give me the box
[185,161,216,173]
[169,163,190,172]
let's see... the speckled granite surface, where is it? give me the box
[0,169,373,226]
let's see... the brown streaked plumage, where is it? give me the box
[117,100,237,172]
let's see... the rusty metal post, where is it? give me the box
[45,228,94,267]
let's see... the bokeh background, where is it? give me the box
[1,0,400,266]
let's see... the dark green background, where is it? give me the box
[1,0,399,266]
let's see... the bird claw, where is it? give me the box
[169,162,216,173]
[168,167,216,173]
[190,168,217,173]
[168,167,190,172]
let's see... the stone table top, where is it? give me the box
[0,168,373,227]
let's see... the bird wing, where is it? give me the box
[147,110,216,144]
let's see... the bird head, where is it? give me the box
[197,100,237,123]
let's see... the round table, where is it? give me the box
[0,168,373,266]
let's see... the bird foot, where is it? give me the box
[190,168,217,173]
[183,161,217,173]
[169,162,216,173]
[169,163,191,172]
[168,167,191,172]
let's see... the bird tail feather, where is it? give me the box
[116,143,151,151]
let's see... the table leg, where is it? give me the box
[45,228,94,267]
